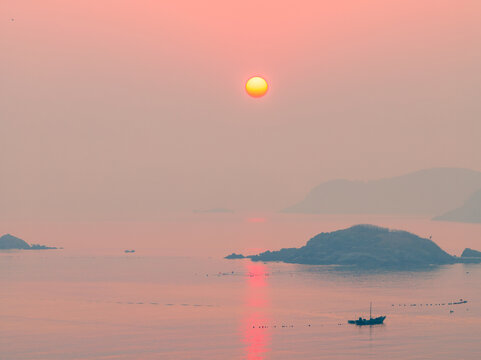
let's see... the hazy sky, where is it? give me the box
[1,0,481,220]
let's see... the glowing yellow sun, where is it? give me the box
[245,76,268,98]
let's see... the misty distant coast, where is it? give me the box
[193,208,235,214]
[282,168,481,224]
[433,189,481,224]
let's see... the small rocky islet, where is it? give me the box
[0,234,57,250]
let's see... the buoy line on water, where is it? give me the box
[391,299,467,307]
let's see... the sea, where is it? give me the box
[1,213,481,359]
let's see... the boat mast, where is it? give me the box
[370,302,372,319]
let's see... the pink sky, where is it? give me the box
[1,1,481,219]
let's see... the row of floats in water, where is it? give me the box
[391,298,467,307]
[252,325,310,329]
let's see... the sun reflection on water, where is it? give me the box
[242,261,271,360]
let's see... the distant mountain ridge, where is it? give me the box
[282,168,481,216]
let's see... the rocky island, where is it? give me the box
[226,225,481,269]
[0,234,57,250]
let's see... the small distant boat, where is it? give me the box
[124,249,136,253]
[348,302,386,326]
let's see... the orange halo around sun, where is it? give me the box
[245,76,268,98]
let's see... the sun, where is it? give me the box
[245,76,268,98]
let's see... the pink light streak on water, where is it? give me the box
[243,261,271,360]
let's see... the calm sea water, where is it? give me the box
[1,214,481,359]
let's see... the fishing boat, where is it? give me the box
[348,302,386,326]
